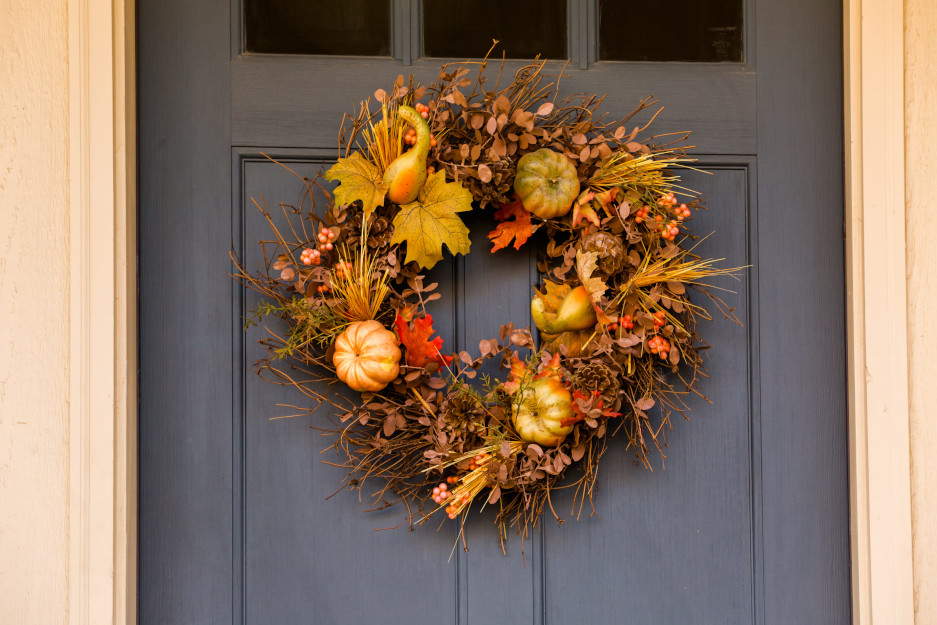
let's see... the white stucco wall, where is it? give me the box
[0,1,70,623]
[906,0,937,622]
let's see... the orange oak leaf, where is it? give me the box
[502,354,531,395]
[488,197,533,252]
[394,312,454,371]
[532,352,564,381]
[560,390,622,427]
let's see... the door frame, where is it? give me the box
[65,0,912,622]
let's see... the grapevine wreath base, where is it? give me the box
[232,52,739,549]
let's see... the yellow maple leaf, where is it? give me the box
[324,151,388,217]
[390,171,472,269]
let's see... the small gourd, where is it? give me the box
[382,106,430,204]
[511,374,575,447]
[333,320,401,392]
[530,282,597,334]
[513,148,580,219]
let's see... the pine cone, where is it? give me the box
[367,215,394,249]
[571,363,620,404]
[342,211,364,242]
[436,392,486,454]
[580,231,626,274]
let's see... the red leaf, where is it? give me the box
[394,312,454,371]
[488,196,533,252]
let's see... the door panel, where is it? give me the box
[139,0,848,623]
[239,157,456,625]
[545,164,754,625]
[231,57,756,153]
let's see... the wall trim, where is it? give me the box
[70,0,912,622]
[844,0,916,622]
[67,0,136,623]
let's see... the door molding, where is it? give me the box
[844,0,915,623]
[73,0,910,622]
[67,0,136,623]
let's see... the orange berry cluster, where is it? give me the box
[334,260,352,275]
[316,284,331,294]
[300,247,320,266]
[652,310,666,329]
[431,480,472,520]
[634,195,693,241]
[648,335,671,360]
[403,127,438,148]
[431,481,450,505]
[468,451,490,471]
[414,102,430,119]
[316,226,336,252]
[607,313,638,333]
[657,192,692,221]
[660,217,681,241]
[445,492,471,519]
[620,314,635,330]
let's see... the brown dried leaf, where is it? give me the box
[383,413,396,436]
[635,397,656,411]
[478,164,492,183]
[536,102,554,116]
[492,137,507,157]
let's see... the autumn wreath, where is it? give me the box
[232,55,739,547]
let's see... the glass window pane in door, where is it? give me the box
[599,0,743,62]
[423,0,566,59]
[244,0,391,56]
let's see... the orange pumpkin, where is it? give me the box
[513,148,580,219]
[332,320,401,392]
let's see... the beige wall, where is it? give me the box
[0,1,71,624]
[906,0,937,622]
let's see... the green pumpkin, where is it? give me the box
[511,374,574,446]
[513,148,580,219]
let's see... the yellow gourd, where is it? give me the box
[382,106,430,204]
[530,282,597,334]
[332,320,401,392]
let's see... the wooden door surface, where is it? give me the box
[138,2,849,623]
